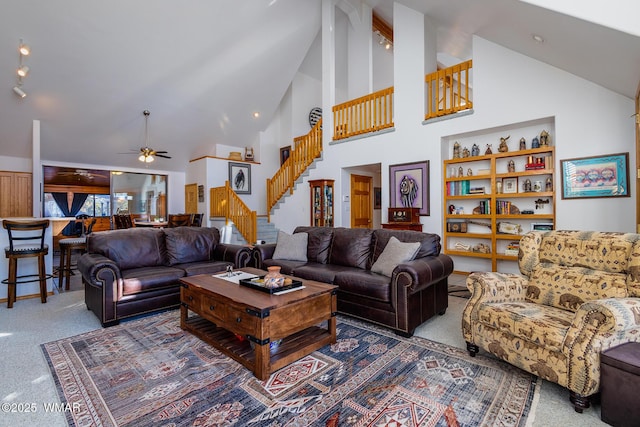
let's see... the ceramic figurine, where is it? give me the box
[453,141,461,158]
[498,135,510,152]
[467,168,473,176]
[508,160,515,173]
[485,144,493,155]
[546,177,553,191]
[524,179,532,192]
[540,130,550,147]
[471,144,480,156]
[458,166,464,177]
[519,137,526,150]
[462,147,470,158]
[531,136,540,149]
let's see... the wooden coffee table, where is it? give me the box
[179,267,337,380]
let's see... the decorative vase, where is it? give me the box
[264,266,285,289]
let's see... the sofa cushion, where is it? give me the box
[164,227,219,266]
[87,228,166,270]
[329,228,372,270]
[293,263,356,284]
[121,266,185,296]
[370,236,420,277]
[526,265,628,312]
[294,226,333,264]
[263,258,307,275]
[334,270,391,302]
[178,260,233,276]
[371,229,440,264]
[477,301,573,353]
[272,230,308,261]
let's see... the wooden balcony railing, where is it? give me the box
[267,120,323,220]
[332,86,394,141]
[210,181,257,244]
[425,60,473,120]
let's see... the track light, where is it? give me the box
[13,86,27,98]
[19,43,30,56]
[17,65,29,77]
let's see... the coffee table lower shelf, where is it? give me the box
[182,315,334,379]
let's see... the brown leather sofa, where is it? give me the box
[78,226,251,327]
[251,226,454,336]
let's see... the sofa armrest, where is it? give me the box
[250,243,277,269]
[212,243,252,268]
[78,253,122,324]
[563,298,640,396]
[393,254,454,294]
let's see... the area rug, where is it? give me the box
[42,311,538,426]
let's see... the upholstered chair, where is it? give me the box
[462,230,640,413]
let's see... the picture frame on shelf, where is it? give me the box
[560,152,629,199]
[389,160,430,216]
[229,162,251,194]
[502,177,518,194]
[531,222,554,231]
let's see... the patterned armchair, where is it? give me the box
[462,230,640,413]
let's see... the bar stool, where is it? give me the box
[2,219,52,308]
[58,217,95,291]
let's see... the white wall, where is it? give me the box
[268,8,635,273]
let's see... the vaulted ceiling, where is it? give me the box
[1,0,638,172]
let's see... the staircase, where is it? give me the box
[224,216,279,245]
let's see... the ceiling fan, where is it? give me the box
[124,110,172,163]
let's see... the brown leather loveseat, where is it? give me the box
[252,226,454,336]
[78,226,251,327]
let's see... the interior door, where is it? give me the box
[351,174,372,228]
[636,83,640,232]
[185,183,198,214]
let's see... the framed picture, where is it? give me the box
[198,184,204,202]
[374,187,381,209]
[502,177,518,194]
[228,162,251,194]
[280,146,291,166]
[531,222,554,231]
[389,161,430,216]
[560,152,629,199]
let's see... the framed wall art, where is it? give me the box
[560,152,629,199]
[374,187,381,209]
[229,162,251,194]
[389,160,430,216]
[502,177,518,194]
[280,145,291,166]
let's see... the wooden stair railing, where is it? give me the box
[425,60,473,120]
[210,181,257,244]
[332,86,394,141]
[266,120,323,220]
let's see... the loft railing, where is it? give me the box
[266,120,323,220]
[210,180,257,244]
[425,60,473,120]
[332,86,394,141]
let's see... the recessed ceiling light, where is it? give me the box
[532,34,544,44]
[253,112,260,118]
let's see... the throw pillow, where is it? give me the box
[371,236,420,277]
[272,231,308,262]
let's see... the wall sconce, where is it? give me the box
[13,39,30,98]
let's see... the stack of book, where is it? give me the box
[504,241,520,256]
[496,200,512,214]
[469,187,485,194]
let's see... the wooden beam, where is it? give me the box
[372,12,393,43]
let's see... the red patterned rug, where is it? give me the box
[42,311,538,426]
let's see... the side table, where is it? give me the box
[600,342,640,426]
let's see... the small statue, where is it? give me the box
[453,141,461,158]
[531,136,540,149]
[519,137,526,150]
[471,144,480,156]
[508,160,515,173]
[498,135,510,152]
[545,177,553,191]
[462,147,470,158]
[496,181,502,194]
[485,144,493,155]
[523,179,532,192]
[467,168,473,176]
[540,130,550,147]
[458,166,464,177]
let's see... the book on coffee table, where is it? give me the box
[212,271,259,284]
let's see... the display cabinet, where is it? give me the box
[309,179,334,227]
[443,122,555,273]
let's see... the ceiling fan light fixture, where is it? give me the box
[139,154,154,163]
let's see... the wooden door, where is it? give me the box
[636,82,640,232]
[185,183,198,213]
[0,171,32,217]
[350,174,372,228]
